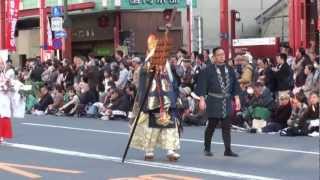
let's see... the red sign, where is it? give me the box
[318,18,320,31]
[5,0,20,51]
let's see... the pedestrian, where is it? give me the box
[197,47,241,157]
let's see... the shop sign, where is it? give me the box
[51,17,64,32]
[95,47,113,56]
[121,0,197,9]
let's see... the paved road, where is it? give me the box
[0,115,319,180]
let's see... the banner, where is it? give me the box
[5,0,20,51]
[47,16,53,50]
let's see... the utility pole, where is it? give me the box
[318,0,320,54]
[220,0,229,58]
[39,0,47,61]
[62,0,72,59]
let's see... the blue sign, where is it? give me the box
[54,31,67,38]
[51,6,63,17]
[53,38,62,50]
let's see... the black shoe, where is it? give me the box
[224,150,238,157]
[248,128,257,133]
[204,150,213,156]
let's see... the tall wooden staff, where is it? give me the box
[122,8,177,163]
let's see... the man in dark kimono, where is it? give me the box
[197,47,241,157]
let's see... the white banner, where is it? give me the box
[233,37,276,47]
[0,49,9,62]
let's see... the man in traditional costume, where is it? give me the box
[130,59,181,161]
[197,47,241,157]
[129,24,182,162]
[0,57,26,144]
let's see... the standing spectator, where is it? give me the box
[202,49,211,65]
[280,45,294,67]
[41,59,60,88]
[180,59,194,88]
[301,64,316,97]
[131,57,142,88]
[115,50,124,63]
[73,56,85,84]
[5,59,15,80]
[193,54,206,87]
[84,55,100,102]
[272,53,292,98]
[238,55,254,90]
[29,59,44,82]
[293,48,312,87]
[115,61,129,90]
[176,48,187,65]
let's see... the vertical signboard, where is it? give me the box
[5,0,20,51]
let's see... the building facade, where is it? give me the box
[182,0,279,50]
[12,0,189,62]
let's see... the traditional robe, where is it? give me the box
[130,62,180,151]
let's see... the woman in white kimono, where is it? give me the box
[0,57,13,143]
[0,57,25,144]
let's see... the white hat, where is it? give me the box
[179,86,191,95]
[243,53,253,64]
[132,57,141,63]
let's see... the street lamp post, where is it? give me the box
[230,9,240,58]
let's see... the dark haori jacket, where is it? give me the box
[133,64,179,128]
[274,63,292,91]
[269,102,292,129]
[196,63,241,119]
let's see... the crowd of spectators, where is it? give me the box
[6,43,320,137]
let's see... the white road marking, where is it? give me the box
[22,122,320,155]
[2,142,281,180]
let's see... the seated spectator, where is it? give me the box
[125,83,136,111]
[242,82,275,127]
[47,85,64,115]
[249,93,292,133]
[280,91,308,136]
[300,92,319,136]
[32,85,53,115]
[58,87,80,116]
[101,88,130,120]
[178,87,206,126]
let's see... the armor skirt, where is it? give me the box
[130,112,180,152]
